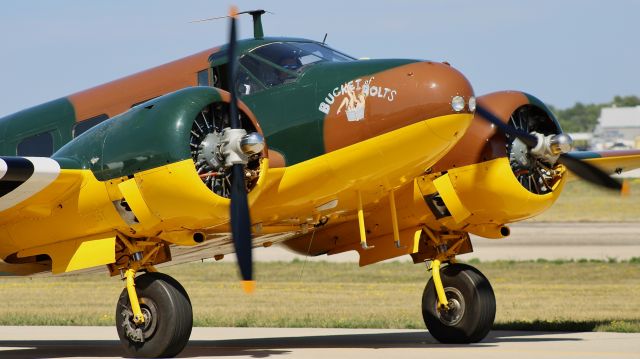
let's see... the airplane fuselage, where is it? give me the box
[0,36,479,275]
[2,14,639,358]
[0,38,474,169]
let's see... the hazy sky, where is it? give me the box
[1,0,639,117]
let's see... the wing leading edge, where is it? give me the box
[566,150,640,180]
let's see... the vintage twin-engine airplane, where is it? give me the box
[1,8,639,358]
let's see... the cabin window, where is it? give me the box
[73,114,108,138]
[211,65,225,88]
[17,132,54,156]
[197,69,210,86]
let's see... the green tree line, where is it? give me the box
[548,95,640,133]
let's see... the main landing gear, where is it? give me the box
[422,262,495,343]
[113,239,193,358]
[420,229,496,343]
[116,272,192,358]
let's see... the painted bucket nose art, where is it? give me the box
[318,76,398,122]
[322,62,474,153]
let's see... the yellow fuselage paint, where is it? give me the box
[285,156,567,266]
[251,113,473,225]
[0,113,473,275]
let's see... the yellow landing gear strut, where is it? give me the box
[356,189,404,250]
[430,258,449,310]
[119,236,162,326]
[356,191,374,250]
[423,227,468,310]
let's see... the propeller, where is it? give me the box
[226,6,255,293]
[189,9,274,23]
[476,105,622,191]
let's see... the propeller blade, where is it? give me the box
[230,163,254,289]
[475,104,621,191]
[227,6,240,130]
[226,6,255,292]
[190,10,273,24]
[557,153,622,190]
[476,105,538,148]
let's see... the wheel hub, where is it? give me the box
[435,287,466,326]
[121,297,159,343]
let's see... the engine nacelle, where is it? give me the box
[53,87,269,241]
[282,91,567,262]
[422,91,566,238]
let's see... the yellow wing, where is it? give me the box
[565,150,640,181]
[0,156,97,276]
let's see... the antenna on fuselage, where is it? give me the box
[190,9,272,40]
[247,9,266,39]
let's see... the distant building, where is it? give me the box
[592,105,640,150]
[567,132,593,151]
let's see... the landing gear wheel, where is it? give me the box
[116,272,193,358]
[422,263,495,343]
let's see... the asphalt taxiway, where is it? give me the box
[0,326,638,359]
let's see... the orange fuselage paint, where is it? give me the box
[68,48,218,121]
[322,62,474,153]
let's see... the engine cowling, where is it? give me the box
[53,87,269,241]
[422,91,567,238]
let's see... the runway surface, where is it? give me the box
[249,222,640,262]
[0,326,638,359]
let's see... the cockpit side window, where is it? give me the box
[210,61,267,97]
[239,55,296,88]
[235,64,266,96]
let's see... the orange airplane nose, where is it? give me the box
[323,61,475,152]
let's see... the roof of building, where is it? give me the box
[568,132,593,140]
[598,106,640,128]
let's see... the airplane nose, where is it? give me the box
[323,61,475,152]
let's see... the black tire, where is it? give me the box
[422,263,495,343]
[115,272,193,358]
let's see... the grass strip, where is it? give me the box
[0,260,638,332]
[527,179,640,222]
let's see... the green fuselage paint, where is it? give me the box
[0,37,418,176]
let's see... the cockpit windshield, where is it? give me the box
[233,41,355,95]
[251,42,355,73]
